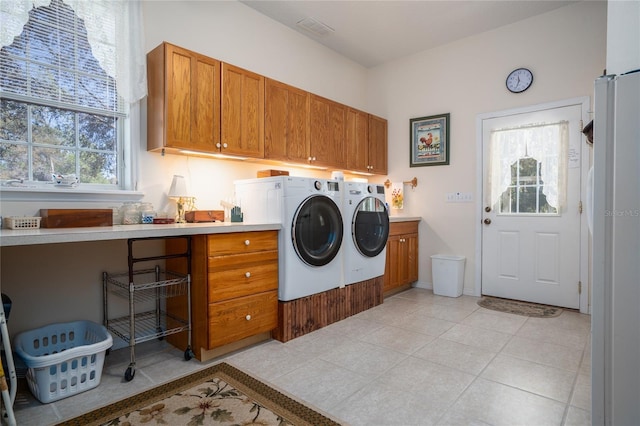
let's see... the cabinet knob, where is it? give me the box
[245,272,251,278]
[245,314,251,321]
[244,239,250,246]
[222,143,228,148]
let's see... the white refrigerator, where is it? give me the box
[591,70,640,425]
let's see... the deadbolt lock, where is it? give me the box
[483,218,491,225]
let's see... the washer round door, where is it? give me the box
[352,197,389,257]
[292,195,343,266]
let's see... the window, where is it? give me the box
[499,157,557,214]
[489,121,569,215]
[0,0,146,192]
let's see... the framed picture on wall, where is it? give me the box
[410,113,450,167]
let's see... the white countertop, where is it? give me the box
[1,216,420,247]
[0,222,282,247]
[389,216,422,223]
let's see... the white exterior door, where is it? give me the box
[481,103,584,309]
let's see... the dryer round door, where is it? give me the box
[352,197,389,257]
[292,195,343,266]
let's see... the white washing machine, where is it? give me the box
[342,181,390,285]
[235,176,344,301]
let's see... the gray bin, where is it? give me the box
[431,255,466,297]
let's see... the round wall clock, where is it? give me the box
[506,68,533,93]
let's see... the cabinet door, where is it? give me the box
[384,234,401,292]
[346,108,369,172]
[165,45,192,148]
[309,95,346,168]
[148,43,220,153]
[222,63,265,158]
[368,114,388,175]
[406,233,418,284]
[265,79,309,162]
[193,55,221,151]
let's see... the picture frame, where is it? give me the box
[410,113,450,167]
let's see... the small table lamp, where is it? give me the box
[168,175,193,223]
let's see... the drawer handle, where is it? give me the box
[245,314,251,321]
[245,272,251,278]
[244,239,250,246]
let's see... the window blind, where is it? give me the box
[0,0,123,116]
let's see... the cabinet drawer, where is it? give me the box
[388,221,419,236]
[207,231,278,256]
[208,291,278,348]
[208,251,278,302]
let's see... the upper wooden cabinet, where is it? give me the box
[346,110,388,175]
[147,42,221,153]
[221,63,265,158]
[309,94,346,168]
[368,114,388,175]
[264,79,310,163]
[346,108,369,172]
[147,42,386,172]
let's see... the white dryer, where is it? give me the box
[342,181,389,285]
[235,176,344,301]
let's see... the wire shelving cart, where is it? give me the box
[103,236,194,381]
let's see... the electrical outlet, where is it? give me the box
[446,192,473,202]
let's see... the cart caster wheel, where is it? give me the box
[184,347,194,361]
[124,366,135,381]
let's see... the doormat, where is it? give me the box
[478,296,563,318]
[56,362,342,426]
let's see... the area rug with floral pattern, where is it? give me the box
[56,362,342,426]
[478,296,563,318]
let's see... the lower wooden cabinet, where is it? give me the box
[167,231,278,360]
[208,291,278,347]
[384,221,419,294]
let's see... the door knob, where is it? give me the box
[484,218,491,225]
[485,206,491,212]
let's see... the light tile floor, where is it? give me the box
[11,288,592,426]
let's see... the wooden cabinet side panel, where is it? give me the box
[165,235,208,358]
[369,114,388,175]
[146,43,166,151]
[407,233,419,283]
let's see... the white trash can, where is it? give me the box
[431,255,466,297]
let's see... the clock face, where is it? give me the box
[506,68,533,93]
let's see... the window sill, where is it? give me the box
[0,186,144,203]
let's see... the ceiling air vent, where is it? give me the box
[296,17,335,37]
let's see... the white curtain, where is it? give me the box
[0,0,147,104]
[488,121,569,212]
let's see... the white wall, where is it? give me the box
[367,0,607,294]
[606,0,640,74]
[0,1,607,337]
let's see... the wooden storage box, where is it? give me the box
[257,169,289,178]
[185,210,224,223]
[40,209,112,228]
